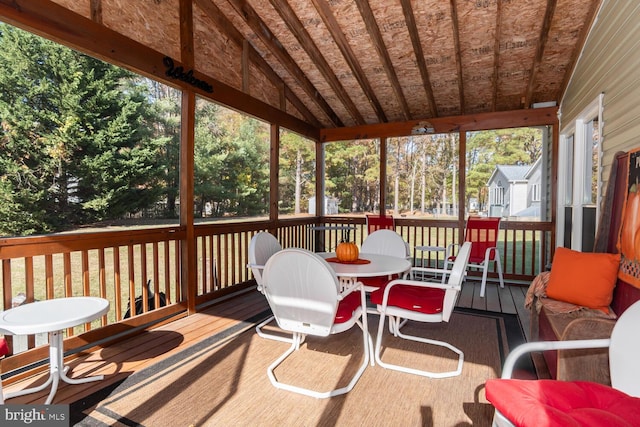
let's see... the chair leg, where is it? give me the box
[255,315,294,343]
[495,253,505,289]
[492,409,516,427]
[375,312,464,378]
[480,263,489,298]
[480,249,504,297]
[267,323,369,398]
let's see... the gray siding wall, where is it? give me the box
[561,0,640,183]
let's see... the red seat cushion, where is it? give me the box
[485,379,640,427]
[370,285,445,314]
[0,337,8,357]
[334,291,361,324]
[360,275,393,289]
[449,254,487,264]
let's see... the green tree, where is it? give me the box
[0,24,164,235]
[194,102,270,218]
[279,130,315,215]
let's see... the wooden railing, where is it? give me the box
[0,216,551,372]
[314,217,553,280]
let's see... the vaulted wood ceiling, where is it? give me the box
[3,0,601,134]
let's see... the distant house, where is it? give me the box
[486,164,532,218]
[308,196,339,215]
[514,157,543,219]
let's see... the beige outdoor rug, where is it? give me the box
[72,308,528,427]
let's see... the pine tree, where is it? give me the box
[0,24,164,235]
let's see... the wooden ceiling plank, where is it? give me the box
[491,0,503,112]
[449,0,465,115]
[399,0,438,117]
[320,107,558,142]
[195,0,322,127]
[355,0,411,121]
[225,0,343,127]
[310,0,387,123]
[268,0,365,125]
[524,0,558,109]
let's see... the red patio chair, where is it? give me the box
[366,214,395,235]
[445,216,504,297]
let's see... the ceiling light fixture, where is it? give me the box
[411,121,435,135]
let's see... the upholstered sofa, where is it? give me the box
[528,276,640,384]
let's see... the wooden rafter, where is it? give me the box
[195,0,321,128]
[225,0,343,127]
[310,0,387,123]
[268,0,364,125]
[355,0,411,121]
[179,0,194,68]
[90,0,102,24]
[524,0,558,108]
[449,0,465,115]
[399,0,438,118]
[491,0,503,112]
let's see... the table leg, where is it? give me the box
[4,330,104,404]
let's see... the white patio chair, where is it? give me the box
[486,299,640,427]
[247,231,292,343]
[262,248,370,398]
[359,229,411,289]
[372,242,471,378]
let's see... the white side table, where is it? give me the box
[414,245,446,269]
[0,296,110,404]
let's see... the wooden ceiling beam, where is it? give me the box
[449,0,465,115]
[195,0,321,128]
[225,0,343,127]
[355,0,411,121]
[491,0,503,112]
[310,0,388,123]
[268,0,365,125]
[524,0,557,108]
[320,107,558,142]
[400,0,438,118]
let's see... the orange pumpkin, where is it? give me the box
[336,241,359,262]
[620,183,640,259]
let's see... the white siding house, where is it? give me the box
[514,157,543,219]
[487,165,532,218]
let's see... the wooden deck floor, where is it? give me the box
[2,279,531,409]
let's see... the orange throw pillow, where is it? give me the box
[546,247,621,313]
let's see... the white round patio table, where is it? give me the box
[0,296,110,404]
[319,253,411,292]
